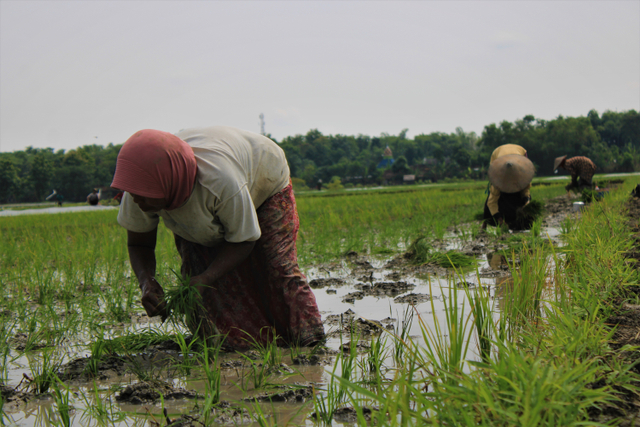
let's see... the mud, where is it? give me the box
[0,384,38,413]
[161,402,252,426]
[311,406,378,423]
[116,380,197,404]
[2,192,613,425]
[59,356,128,381]
[244,385,314,403]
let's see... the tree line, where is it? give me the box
[0,109,638,203]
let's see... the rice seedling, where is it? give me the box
[173,331,199,376]
[361,333,388,390]
[467,284,493,364]
[26,349,63,394]
[406,235,475,268]
[237,328,289,391]
[199,340,223,425]
[51,377,73,427]
[312,322,359,424]
[79,382,126,426]
[86,330,109,377]
[391,306,413,368]
[2,178,638,426]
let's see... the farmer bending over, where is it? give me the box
[554,155,596,193]
[111,126,325,350]
[482,144,535,230]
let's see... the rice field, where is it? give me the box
[2,177,640,426]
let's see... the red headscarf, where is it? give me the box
[111,129,197,210]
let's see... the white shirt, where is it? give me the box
[117,126,290,246]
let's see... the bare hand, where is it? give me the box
[140,278,167,320]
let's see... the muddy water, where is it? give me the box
[2,201,575,427]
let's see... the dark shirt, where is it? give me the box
[563,156,596,182]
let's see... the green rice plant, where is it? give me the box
[163,273,222,345]
[27,349,63,394]
[32,266,57,306]
[498,244,550,342]
[560,215,576,236]
[361,333,388,390]
[200,340,223,426]
[19,308,51,352]
[102,329,173,355]
[51,377,72,427]
[173,331,199,376]
[467,284,493,364]
[79,382,126,426]
[244,327,283,372]
[430,250,475,269]
[406,235,475,268]
[0,317,16,382]
[391,306,413,368]
[238,335,283,391]
[312,321,359,424]
[416,279,473,387]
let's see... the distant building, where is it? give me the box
[403,174,416,184]
[377,146,395,169]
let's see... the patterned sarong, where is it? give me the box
[174,184,325,350]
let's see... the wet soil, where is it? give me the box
[0,383,38,413]
[4,193,619,425]
[116,380,197,404]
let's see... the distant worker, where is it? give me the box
[554,156,596,192]
[316,179,322,191]
[87,188,101,206]
[46,189,64,207]
[482,144,535,230]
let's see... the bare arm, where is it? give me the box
[189,240,256,291]
[127,228,166,318]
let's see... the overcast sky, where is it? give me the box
[1,1,638,153]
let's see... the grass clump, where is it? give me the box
[407,236,475,268]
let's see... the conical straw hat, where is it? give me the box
[554,155,567,172]
[488,154,535,193]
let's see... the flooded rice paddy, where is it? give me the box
[1,198,576,427]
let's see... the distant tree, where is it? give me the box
[391,156,412,175]
[0,157,21,203]
[55,150,92,202]
[30,152,53,200]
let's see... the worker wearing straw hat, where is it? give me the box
[482,144,535,230]
[554,155,596,192]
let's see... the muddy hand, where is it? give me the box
[140,278,168,320]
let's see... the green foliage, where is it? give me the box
[407,236,475,268]
[1,109,638,203]
[325,176,344,191]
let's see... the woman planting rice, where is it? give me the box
[482,144,536,230]
[111,126,325,350]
